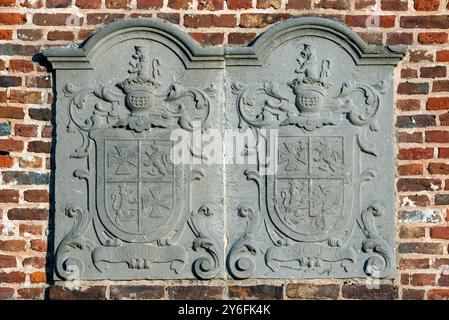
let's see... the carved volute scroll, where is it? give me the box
[44,17,404,281]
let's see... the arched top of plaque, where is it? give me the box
[44,18,225,70]
[225,17,406,66]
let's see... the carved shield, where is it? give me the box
[92,130,184,243]
[267,129,356,243]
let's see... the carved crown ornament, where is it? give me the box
[44,17,405,280]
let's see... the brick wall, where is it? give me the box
[0,0,449,300]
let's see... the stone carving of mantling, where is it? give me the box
[53,44,220,280]
[229,37,402,279]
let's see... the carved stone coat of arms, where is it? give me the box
[44,18,404,280]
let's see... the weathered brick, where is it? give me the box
[410,273,435,286]
[0,139,24,152]
[228,285,283,300]
[7,208,49,220]
[87,13,125,25]
[28,108,51,121]
[397,178,441,192]
[23,190,49,203]
[228,32,256,45]
[286,0,310,9]
[397,82,429,95]
[2,171,50,185]
[33,13,83,26]
[19,224,42,236]
[438,275,449,286]
[433,80,449,93]
[0,76,22,87]
[397,99,421,111]
[156,13,180,24]
[286,284,339,299]
[19,156,43,169]
[428,289,449,300]
[399,258,429,270]
[257,0,281,9]
[346,15,395,28]
[137,0,163,8]
[197,0,223,10]
[420,66,447,78]
[0,255,16,268]
[184,14,236,28]
[397,132,423,143]
[28,141,51,154]
[22,257,46,268]
[0,271,25,283]
[17,29,43,41]
[396,115,435,128]
[0,107,24,119]
[167,0,191,9]
[190,33,224,46]
[47,31,75,41]
[400,194,430,207]
[9,60,34,73]
[401,68,418,79]
[76,0,102,8]
[240,13,292,28]
[398,243,444,254]
[387,32,413,45]
[342,284,398,300]
[399,226,426,239]
[315,0,349,10]
[110,286,165,300]
[0,189,19,203]
[0,44,40,56]
[401,15,449,29]
[167,286,224,300]
[14,124,38,137]
[17,288,44,299]
[402,289,425,300]
[48,286,107,300]
[30,239,47,252]
[9,90,43,104]
[26,76,51,88]
[0,122,10,136]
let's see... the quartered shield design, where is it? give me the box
[92,130,184,243]
[267,129,357,243]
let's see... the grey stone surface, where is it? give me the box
[44,17,405,280]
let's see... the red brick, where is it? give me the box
[286,0,310,9]
[30,239,47,252]
[197,0,223,10]
[167,286,225,299]
[428,289,449,300]
[396,114,435,128]
[433,80,449,93]
[398,163,424,175]
[76,0,102,8]
[430,226,449,239]
[137,0,163,8]
[49,286,107,300]
[286,284,339,299]
[86,13,125,25]
[397,132,423,143]
[439,148,449,158]
[0,76,22,87]
[23,190,49,203]
[0,29,12,40]
[0,107,24,119]
[28,108,51,121]
[410,273,435,286]
[0,271,25,283]
[414,0,440,11]
[17,288,44,299]
[0,12,26,25]
[397,82,429,95]
[426,130,449,143]
[30,271,46,283]
[14,124,37,137]
[381,0,407,10]
[46,0,70,7]
[26,76,51,88]
[20,0,44,9]
[0,189,19,203]
[401,15,449,29]
[0,255,16,268]
[357,32,383,45]
[227,0,252,9]
[440,112,449,125]
[190,33,224,46]
[420,66,447,78]
[228,285,283,300]
[438,275,449,286]
[428,162,449,174]
[342,284,398,300]
[354,0,376,9]
[167,0,190,9]
[8,208,49,220]
[437,50,449,62]
[110,286,165,300]
[397,178,441,192]
[0,139,24,152]
[184,14,236,28]
[418,32,448,44]
[106,0,130,8]
[41,125,52,138]
[399,258,430,270]
[315,0,349,10]
[0,155,13,168]
[427,97,449,110]
[9,60,34,73]
[0,288,14,299]
[228,32,256,45]
[398,148,433,160]
[0,0,15,6]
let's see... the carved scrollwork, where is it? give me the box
[55,207,93,280]
[358,202,393,279]
[188,205,221,280]
[226,205,265,279]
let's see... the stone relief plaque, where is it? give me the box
[44,18,405,281]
